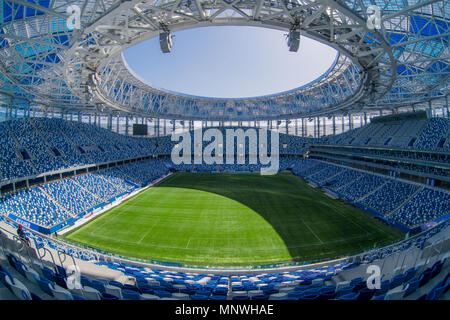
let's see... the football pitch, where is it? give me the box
[62,172,404,267]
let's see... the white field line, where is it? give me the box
[299,217,324,244]
[57,173,172,235]
[137,219,160,244]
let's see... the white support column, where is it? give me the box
[332,116,336,135]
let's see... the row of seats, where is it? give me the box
[290,159,450,229]
[392,188,450,228]
[0,159,170,229]
[0,117,448,182]
[322,117,449,151]
[1,218,448,300]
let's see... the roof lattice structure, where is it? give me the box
[0,0,448,120]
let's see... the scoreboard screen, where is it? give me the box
[133,124,148,136]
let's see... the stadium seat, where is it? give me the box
[5,276,32,300]
[121,289,141,300]
[403,277,421,297]
[101,292,119,300]
[385,288,407,300]
[81,286,102,300]
[337,292,359,300]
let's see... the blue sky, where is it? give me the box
[122,26,338,99]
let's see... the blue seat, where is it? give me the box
[335,286,353,297]
[154,290,171,298]
[36,278,54,297]
[190,294,209,300]
[427,285,445,300]
[287,290,305,299]
[425,279,445,300]
[251,294,269,300]
[403,267,416,282]
[123,284,140,292]
[80,275,92,287]
[139,287,154,295]
[54,274,68,289]
[212,287,228,295]
[7,254,18,270]
[403,277,420,297]
[72,294,87,300]
[301,287,321,297]
[389,274,405,289]
[318,291,336,300]
[320,285,336,294]
[350,277,364,286]
[108,280,124,289]
[30,292,42,300]
[337,292,360,300]
[41,266,56,282]
[431,261,443,278]
[55,265,67,278]
[419,269,433,287]
[375,280,390,295]
[14,261,27,277]
[231,284,244,291]
[210,295,227,300]
[101,292,119,300]
[357,287,374,300]
[232,295,250,300]
[262,288,278,295]
[90,280,106,293]
[121,289,141,300]
[371,294,385,300]
[195,290,211,296]
[181,288,196,295]
[299,294,319,300]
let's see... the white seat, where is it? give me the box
[173,284,186,291]
[269,292,287,300]
[140,294,160,300]
[312,278,324,285]
[24,267,40,285]
[70,287,84,297]
[82,286,101,300]
[230,290,247,297]
[172,292,190,300]
[94,278,110,284]
[279,286,296,293]
[105,285,123,299]
[6,276,32,300]
[52,287,73,300]
[336,281,350,290]
[247,290,263,297]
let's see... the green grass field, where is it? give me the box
[62,172,403,267]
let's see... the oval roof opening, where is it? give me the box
[122,26,338,99]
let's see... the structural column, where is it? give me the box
[446,96,449,118]
[332,116,336,135]
[314,118,318,138]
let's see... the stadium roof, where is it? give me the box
[0,0,448,120]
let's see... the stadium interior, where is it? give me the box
[0,0,449,302]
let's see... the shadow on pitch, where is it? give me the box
[153,171,344,264]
